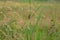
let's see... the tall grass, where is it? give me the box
[0,1,60,40]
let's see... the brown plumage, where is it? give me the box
[28,14,31,19]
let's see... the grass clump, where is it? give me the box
[0,13,4,21]
[0,1,60,40]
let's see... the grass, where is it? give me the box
[0,13,4,21]
[0,1,60,40]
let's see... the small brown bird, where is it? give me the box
[28,14,31,19]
